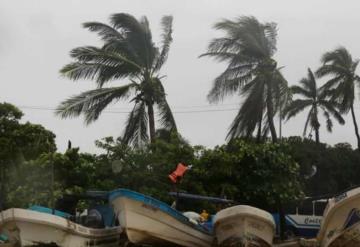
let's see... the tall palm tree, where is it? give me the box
[316,47,360,149]
[56,13,177,146]
[284,69,345,144]
[200,16,289,143]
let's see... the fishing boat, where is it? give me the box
[214,205,276,246]
[317,186,360,246]
[109,189,214,247]
[272,198,325,239]
[0,207,122,246]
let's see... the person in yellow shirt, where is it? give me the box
[200,209,209,222]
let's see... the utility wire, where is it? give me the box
[17,105,239,114]
[15,104,360,115]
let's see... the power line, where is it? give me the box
[15,104,360,115]
[168,103,239,109]
[174,108,238,114]
[17,105,238,114]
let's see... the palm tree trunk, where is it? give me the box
[279,105,282,140]
[350,104,360,150]
[256,111,263,143]
[266,88,278,143]
[147,104,156,143]
[276,196,286,240]
[313,104,320,144]
[268,113,278,143]
[315,127,320,144]
[0,166,5,210]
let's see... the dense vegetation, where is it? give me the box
[1,102,360,215]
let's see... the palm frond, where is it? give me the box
[319,100,345,125]
[61,46,142,87]
[122,101,149,146]
[271,69,291,111]
[60,61,139,88]
[55,84,135,124]
[153,15,173,72]
[152,78,177,131]
[110,13,143,34]
[199,52,256,68]
[204,37,240,54]
[307,69,317,97]
[303,108,313,137]
[156,96,177,131]
[110,13,155,69]
[320,47,352,66]
[320,75,343,91]
[208,70,253,102]
[290,85,312,99]
[69,46,142,70]
[236,16,277,58]
[263,22,277,56]
[316,64,349,78]
[226,78,265,140]
[205,16,277,60]
[139,16,157,69]
[284,99,313,120]
[322,110,333,132]
[83,22,123,42]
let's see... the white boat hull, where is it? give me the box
[318,187,360,247]
[111,194,213,247]
[214,205,275,247]
[0,208,122,247]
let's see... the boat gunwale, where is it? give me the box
[109,189,213,236]
[0,208,122,238]
[214,211,276,229]
[317,187,360,243]
[214,205,276,229]
[327,218,360,246]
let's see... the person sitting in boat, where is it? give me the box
[200,209,209,222]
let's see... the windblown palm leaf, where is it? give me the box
[201,16,289,142]
[284,68,345,144]
[122,101,148,147]
[316,47,360,149]
[56,84,135,124]
[57,13,177,146]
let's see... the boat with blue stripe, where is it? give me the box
[109,189,214,247]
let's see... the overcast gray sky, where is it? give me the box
[1,0,360,153]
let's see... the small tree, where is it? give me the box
[284,69,345,144]
[0,102,56,209]
[317,47,360,149]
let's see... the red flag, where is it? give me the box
[168,163,189,183]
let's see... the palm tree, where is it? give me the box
[316,47,360,149]
[284,69,345,144]
[200,16,289,143]
[56,13,177,146]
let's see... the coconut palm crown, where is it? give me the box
[56,13,177,146]
[316,47,360,149]
[201,16,290,142]
[284,68,345,144]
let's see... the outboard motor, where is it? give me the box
[83,209,104,228]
